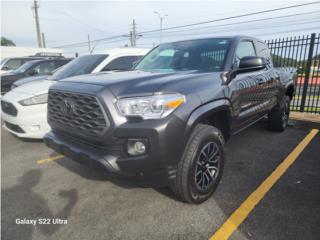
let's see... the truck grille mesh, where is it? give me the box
[48,91,107,136]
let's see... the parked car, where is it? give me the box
[43,36,296,203]
[1,47,150,139]
[0,53,64,74]
[1,58,72,94]
[11,66,65,89]
[1,57,44,74]
[12,48,149,89]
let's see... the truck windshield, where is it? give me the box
[49,54,108,81]
[135,38,231,72]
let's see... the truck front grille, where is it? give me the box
[48,91,108,136]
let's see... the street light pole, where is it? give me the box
[154,11,168,44]
[32,0,42,48]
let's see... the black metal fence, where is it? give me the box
[266,33,320,114]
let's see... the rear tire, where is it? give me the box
[170,124,225,204]
[268,95,290,132]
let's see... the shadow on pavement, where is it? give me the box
[52,152,177,199]
[1,169,78,240]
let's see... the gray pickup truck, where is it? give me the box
[44,36,296,204]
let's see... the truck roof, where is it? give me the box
[100,47,150,56]
[164,35,261,44]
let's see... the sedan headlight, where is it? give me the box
[19,93,48,106]
[116,93,185,119]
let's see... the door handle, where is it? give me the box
[257,78,265,85]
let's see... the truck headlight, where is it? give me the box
[19,93,48,106]
[116,93,185,119]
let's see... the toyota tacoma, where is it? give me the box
[44,36,296,204]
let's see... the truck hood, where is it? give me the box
[11,79,55,96]
[60,70,223,97]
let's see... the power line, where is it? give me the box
[139,1,320,34]
[258,27,320,37]
[142,11,320,36]
[58,16,319,50]
[54,1,320,48]
[141,17,320,39]
[147,19,320,39]
[56,35,124,48]
[50,8,111,35]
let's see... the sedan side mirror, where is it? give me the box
[2,65,10,70]
[237,56,266,73]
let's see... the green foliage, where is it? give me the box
[1,37,16,46]
[271,54,299,68]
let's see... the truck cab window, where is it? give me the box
[235,41,256,67]
[102,56,141,71]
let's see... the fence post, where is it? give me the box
[300,33,316,112]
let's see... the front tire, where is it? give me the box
[268,95,290,132]
[171,124,225,204]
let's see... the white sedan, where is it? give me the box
[1,47,150,139]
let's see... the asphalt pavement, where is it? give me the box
[1,119,319,240]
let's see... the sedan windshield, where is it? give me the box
[135,38,231,72]
[49,54,108,81]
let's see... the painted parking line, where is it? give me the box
[210,129,319,240]
[36,155,64,164]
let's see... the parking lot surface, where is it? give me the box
[1,119,320,240]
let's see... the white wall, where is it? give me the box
[0,46,64,59]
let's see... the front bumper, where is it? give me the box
[1,93,50,139]
[44,115,187,181]
[44,131,123,174]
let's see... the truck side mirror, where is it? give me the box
[237,56,266,73]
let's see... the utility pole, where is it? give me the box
[154,11,168,43]
[124,20,141,47]
[129,31,134,47]
[132,19,137,47]
[32,0,42,48]
[88,34,91,53]
[42,32,46,48]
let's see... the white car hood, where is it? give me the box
[10,80,56,96]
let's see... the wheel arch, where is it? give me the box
[185,99,232,142]
[285,84,295,100]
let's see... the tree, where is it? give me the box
[1,37,16,46]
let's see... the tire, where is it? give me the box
[268,95,290,132]
[170,124,225,204]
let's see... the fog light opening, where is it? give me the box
[127,139,147,156]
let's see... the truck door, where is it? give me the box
[254,40,281,113]
[228,40,269,132]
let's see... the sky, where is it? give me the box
[1,0,320,56]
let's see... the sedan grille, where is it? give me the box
[48,91,108,136]
[1,100,17,116]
